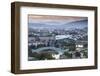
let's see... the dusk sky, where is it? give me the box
[28,15,87,23]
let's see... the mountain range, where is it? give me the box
[28,19,88,31]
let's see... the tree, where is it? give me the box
[63,52,72,58]
[28,48,33,57]
[38,52,55,60]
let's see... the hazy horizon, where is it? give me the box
[28,15,88,30]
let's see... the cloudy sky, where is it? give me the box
[28,14,87,24]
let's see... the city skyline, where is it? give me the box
[28,15,88,61]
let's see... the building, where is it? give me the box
[71,41,88,58]
[75,41,87,52]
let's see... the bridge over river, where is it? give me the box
[31,47,69,54]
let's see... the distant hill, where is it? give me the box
[28,20,88,31]
[65,20,88,30]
